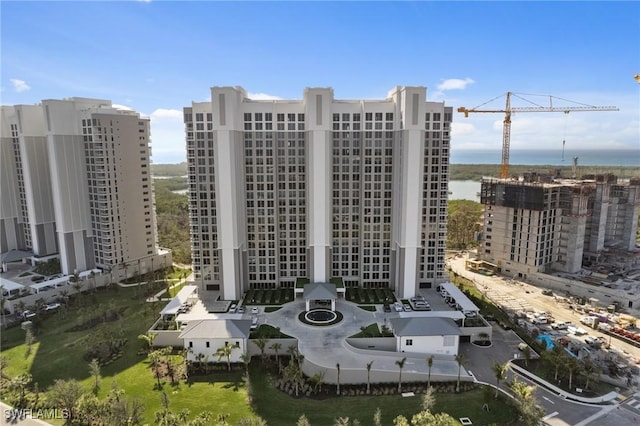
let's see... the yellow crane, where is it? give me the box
[457,92,619,178]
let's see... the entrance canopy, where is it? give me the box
[303,283,337,312]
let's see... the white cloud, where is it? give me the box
[149,108,185,164]
[451,122,477,137]
[10,79,31,93]
[437,78,475,92]
[151,108,183,120]
[247,92,282,101]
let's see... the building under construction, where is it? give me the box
[478,174,640,277]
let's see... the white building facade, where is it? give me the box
[0,98,160,275]
[185,86,452,300]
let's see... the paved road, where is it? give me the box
[449,253,640,425]
[259,299,470,384]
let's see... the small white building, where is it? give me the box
[390,317,461,357]
[179,319,252,364]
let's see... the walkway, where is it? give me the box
[263,299,470,385]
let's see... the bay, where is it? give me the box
[450,149,639,167]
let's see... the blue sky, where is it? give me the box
[2,1,639,164]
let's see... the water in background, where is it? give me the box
[450,149,639,166]
[448,180,480,201]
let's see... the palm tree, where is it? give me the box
[216,343,237,371]
[366,360,374,394]
[255,337,270,364]
[510,378,544,425]
[543,345,565,382]
[396,357,407,393]
[492,361,508,398]
[336,363,341,395]
[426,355,434,389]
[565,356,581,391]
[240,353,251,376]
[582,359,599,390]
[270,342,282,367]
[149,349,163,388]
[454,354,465,392]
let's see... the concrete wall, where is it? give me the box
[247,338,298,357]
[185,337,247,363]
[345,337,396,352]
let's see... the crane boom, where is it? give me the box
[457,92,619,178]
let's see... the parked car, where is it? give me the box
[251,307,259,314]
[393,302,403,312]
[403,304,412,312]
[21,310,36,319]
[383,304,391,313]
[229,303,237,313]
[44,303,61,311]
[585,336,603,347]
[551,321,569,330]
[251,317,258,329]
[237,306,245,314]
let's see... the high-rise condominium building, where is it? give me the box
[184,86,452,300]
[1,98,159,275]
[479,174,640,277]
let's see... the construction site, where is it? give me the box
[458,92,640,312]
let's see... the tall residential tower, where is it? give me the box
[1,98,163,276]
[184,86,452,300]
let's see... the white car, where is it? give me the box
[393,302,403,312]
[44,303,61,311]
[229,303,237,313]
[251,307,259,314]
[21,310,36,319]
[551,321,569,330]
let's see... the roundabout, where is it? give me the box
[298,309,343,326]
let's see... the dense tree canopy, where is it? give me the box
[447,200,483,249]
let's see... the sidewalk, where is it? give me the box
[510,356,620,405]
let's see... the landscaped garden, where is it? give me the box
[1,275,532,425]
[345,287,396,305]
[243,288,294,305]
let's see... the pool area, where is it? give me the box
[305,309,337,324]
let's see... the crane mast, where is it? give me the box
[458,92,619,178]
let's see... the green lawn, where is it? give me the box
[249,364,519,425]
[2,287,162,386]
[2,284,520,425]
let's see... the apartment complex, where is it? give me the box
[1,98,162,276]
[479,174,640,277]
[184,86,452,300]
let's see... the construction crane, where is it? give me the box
[457,92,619,178]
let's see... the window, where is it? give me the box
[206,341,210,348]
[406,339,413,346]
[188,341,193,348]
